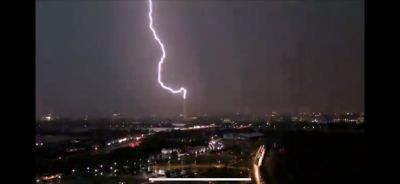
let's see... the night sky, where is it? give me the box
[36,0,364,118]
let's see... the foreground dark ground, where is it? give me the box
[261,130,365,184]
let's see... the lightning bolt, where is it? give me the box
[148,0,187,99]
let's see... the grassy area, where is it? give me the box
[199,167,249,178]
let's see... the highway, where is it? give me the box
[253,145,266,184]
[151,164,249,171]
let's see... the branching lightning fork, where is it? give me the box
[148,0,187,99]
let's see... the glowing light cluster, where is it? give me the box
[148,0,187,99]
[253,145,266,184]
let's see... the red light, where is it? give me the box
[129,140,141,148]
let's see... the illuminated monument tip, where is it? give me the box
[148,0,187,100]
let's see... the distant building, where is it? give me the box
[160,148,181,159]
[223,118,232,123]
[186,146,206,154]
[148,127,173,132]
[161,148,181,155]
[223,132,264,140]
[172,123,185,127]
[40,114,53,121]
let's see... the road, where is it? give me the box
[253,145,266,184]
[151,164,249,171]
[58,135,146,161]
